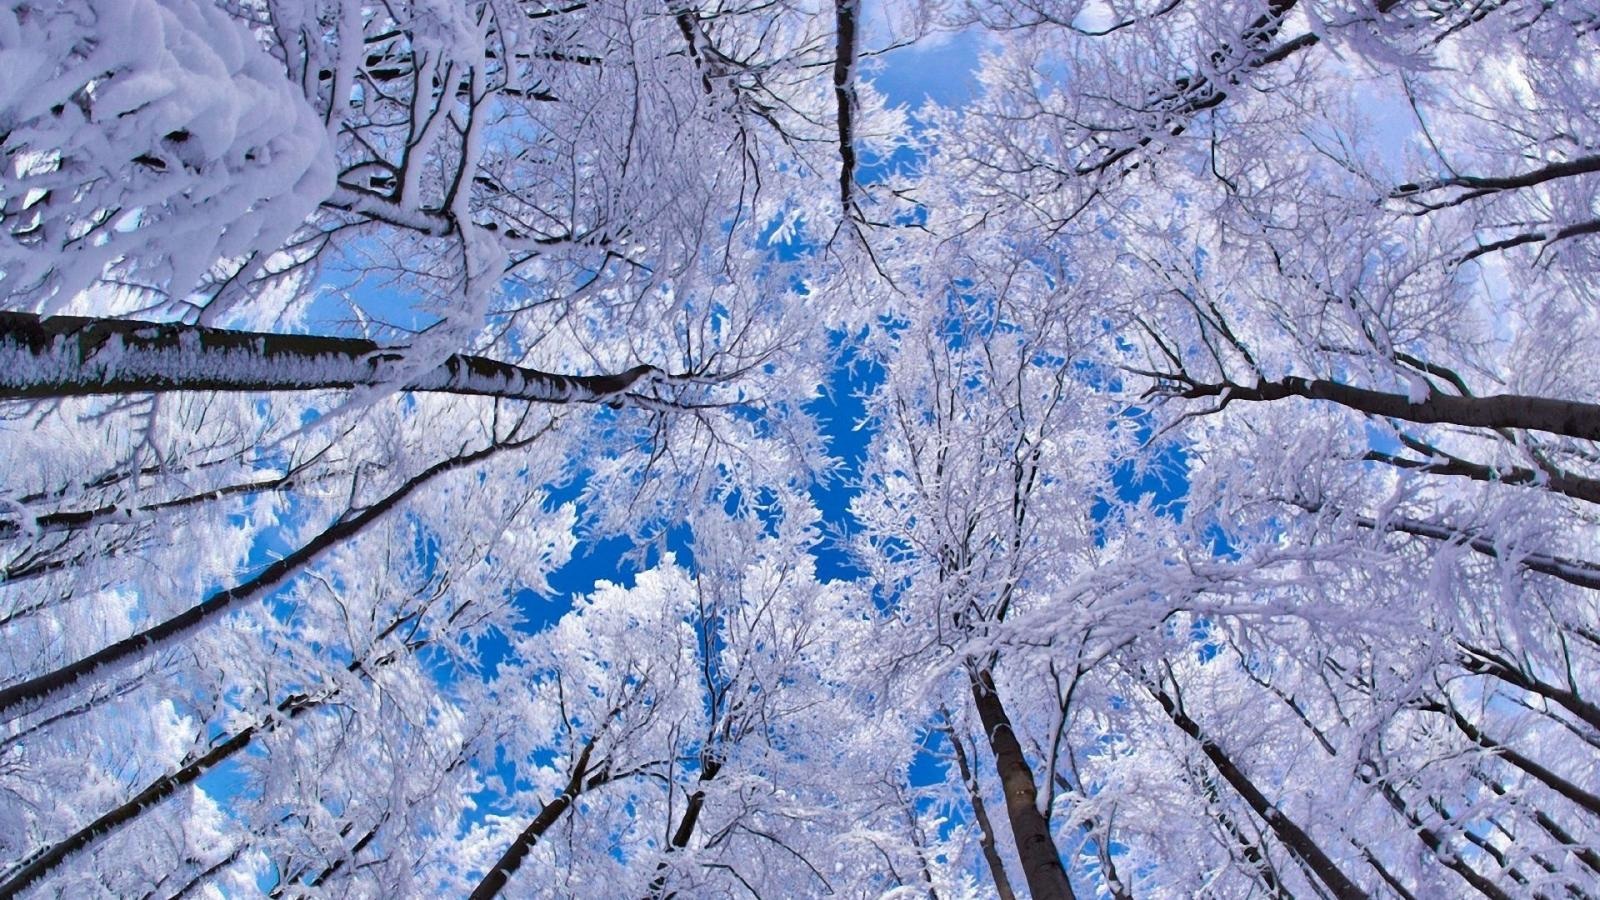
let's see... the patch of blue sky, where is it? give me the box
[1091,407,1191,524]
[866,30,986,111]
[806,331,885,583]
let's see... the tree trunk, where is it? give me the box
[1368,775,1513,900]
[969,666,1077,900]
[1311,505,1600,592]
[0,618,418,897]
[0,692,318,897]
[1178,376,1600,442]
[0,311,669,404]
[1457,645,1600,734]
[832,0,858,211]
[1425,702,1600,820]
[1478,775,1600,879]
[1150,687,1368,900]
[468,739,596,900]
[646,756,723,899]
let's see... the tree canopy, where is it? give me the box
[2,0,1598,897]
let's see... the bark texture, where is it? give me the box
[1178,376,1600,442]
[0,312,667,404]
[969,666,1076,900]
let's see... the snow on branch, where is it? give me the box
[0,312,695,407]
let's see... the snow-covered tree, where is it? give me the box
[4,0,1599,896]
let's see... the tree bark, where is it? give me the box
[468,739,596,900]
[832,0,858,211]
[1150,687,1368,900]
[1176,376,1600,442]
[0,312,670,404]
[969,666,1077,900]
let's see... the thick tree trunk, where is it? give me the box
[1177,376,1600,442]
[1150,687,1368,900]
[968,666,1076,900]
[469,740,596,900]
[0,432,536,720]
[832,0,858,211]
[0,312,668,404]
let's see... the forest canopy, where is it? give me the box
[2,0,1598,897]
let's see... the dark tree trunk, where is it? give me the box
[0,621,416,897]
[969,666,1077,900]
[1458,645,1600,734]
[1177,376,1600,442]
[832,0,858,211]
[0,693,318,897]
[1368,776,1514,900]
[646,756,723,899]
[944,718,1019,900]
[469,740,596,900]
[1150,687,1368,900]
[1315,506,1600,592]
[1424,702,1600,820]
[0,312,668,404]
